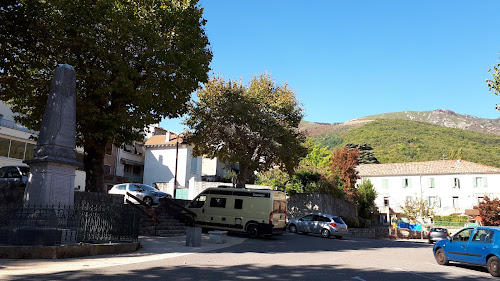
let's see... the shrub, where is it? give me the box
[342,216,360,228]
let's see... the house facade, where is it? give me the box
[142,131,202,199]
[202,157,238,182]
[357,160,500,223]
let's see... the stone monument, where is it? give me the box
[23,64,82,206]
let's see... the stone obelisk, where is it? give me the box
[23,64,82,206]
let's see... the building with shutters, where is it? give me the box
[357,160,500,223]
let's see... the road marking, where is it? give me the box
[351,277,366,281]
[424,262,485,277]
[395,268,440,281]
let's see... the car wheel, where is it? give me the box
[247,224,259,238]
[321,229,331,238]
[334,235,342,239]
[435,248,449,265]
[488,256,500,277]
[289,224,297,234]
[143,197,153,206]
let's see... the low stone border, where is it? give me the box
[0,242,141,259]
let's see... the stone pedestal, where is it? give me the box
[185,227,202,247]
[23,161,77,206]
[208,230,228,244]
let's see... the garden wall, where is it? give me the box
[288,192,358,219]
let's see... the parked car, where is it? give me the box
[433,226,500,277]
[288,213,348,239]
[428,227,449,244]
[0,165,30,191]
[108,183,172,206]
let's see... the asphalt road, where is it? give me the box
[5,233,498,281]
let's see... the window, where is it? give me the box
[428,196,441,207]
[9,140,25,159]
[103,164,111,175]
[453,178,460,188]
[403,178,410,188]
[105,143,113,155]
[0,138,9,157]
[300,215,314,222]
[453,196,459,208]
[190,156,199,173]
[384,197,389,206]
[116,184,127,191]
[0,167,7,178]
[472,229,494,243]
[382,179,389,189]
[210,197,226,208]
[428,178,435,188]
[189,195,206,208]
[25,143,35,159]
[452,228,473,242]
[234,199,243,209]
[474,177,488,188]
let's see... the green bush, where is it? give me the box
[434,215,467,223]
[342,216,360,228]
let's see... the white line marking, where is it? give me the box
[395,268,440,281]
[351,277,366,281]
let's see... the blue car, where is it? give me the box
[434,226,500,277]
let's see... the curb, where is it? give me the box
[0,242,141,259]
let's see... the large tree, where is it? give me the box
[0,0,212,191]
[185,74,307,188]
[329,146,360,203]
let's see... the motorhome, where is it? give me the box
[185,187,287,238]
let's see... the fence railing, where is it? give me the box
[0,204,140,246]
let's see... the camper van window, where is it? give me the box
[189,195,206,208]
[273,201,286,213]
[280,201,286,213]
[210,197,226,208]
[234,199,243,209]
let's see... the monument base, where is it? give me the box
[23,160,78,206]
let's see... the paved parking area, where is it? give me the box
[1,233,496,280]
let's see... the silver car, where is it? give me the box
[288,213,348,239]
[108,183,172,206]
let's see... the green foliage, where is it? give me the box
[186,74,307,187]
[300,138,331,171]
[433,215,467,223]
[357,179,377,219]
[487,58,500,111]
[0,0,212,191]
[314,119,500,168]
[342,216,360,228]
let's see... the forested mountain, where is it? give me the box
[301,110,500,168]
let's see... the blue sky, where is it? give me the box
[161,0,500,133]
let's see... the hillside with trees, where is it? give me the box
[310,119,500,168]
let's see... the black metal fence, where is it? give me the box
[0,204,140,246]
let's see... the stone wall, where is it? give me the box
[346,226,389,239]
[288,192,358,219]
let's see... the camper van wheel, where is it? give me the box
[247,224,259,238]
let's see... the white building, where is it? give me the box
[142,131,202,199]
[357,160,500,223]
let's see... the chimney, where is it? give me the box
[166,131,171,142]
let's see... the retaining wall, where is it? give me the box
[288,192,358,219]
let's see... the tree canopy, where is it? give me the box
[0,0,212,191]
[487,59,500,111]
[184,74,307,188]
[329,146,360,202]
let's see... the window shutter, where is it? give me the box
[402,179,406,188]
[451,178,455,188]
[408,179,412,188]
[430,178,435,188]
[437,197,441,207]
[484,177,488,187]
[473,177,477,188]
[425,196,430,205]
[382,179,388,189]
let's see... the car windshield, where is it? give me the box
[433,228,447,232]
[137,184,158,191]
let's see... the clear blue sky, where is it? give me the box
[161,0,500,133]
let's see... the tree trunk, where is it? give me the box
[235,163,249,188]
[84,142,107,192]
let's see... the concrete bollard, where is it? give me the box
[185,227,202,247]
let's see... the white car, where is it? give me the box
[108,183,172,206]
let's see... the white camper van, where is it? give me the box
[185,187,287,238]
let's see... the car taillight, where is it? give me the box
[269,211,273,224]
[330,223,338,228]
[445,233,449,236]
